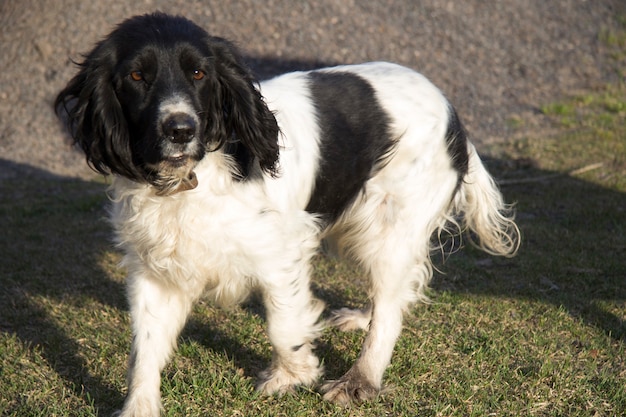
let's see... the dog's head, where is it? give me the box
[56,12,279,195]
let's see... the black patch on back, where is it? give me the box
[445,106,469,182]
[305,71,395,223]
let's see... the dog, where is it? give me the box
[55,12,519,416]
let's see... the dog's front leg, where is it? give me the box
[116,273,194,417]
[256,259,325,395]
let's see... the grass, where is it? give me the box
[2,25,626,417]
[505,94,625,196]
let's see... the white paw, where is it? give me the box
[329,307,371,331]
[257,347,323,395]
[113,396,161,417]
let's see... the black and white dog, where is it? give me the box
[56,12,519,416]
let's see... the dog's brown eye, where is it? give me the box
[192,70,205,81]
[130,71,143,81]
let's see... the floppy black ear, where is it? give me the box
[209,38,280,177]
[55,46,142,181]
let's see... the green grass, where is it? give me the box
[2,29,626,417]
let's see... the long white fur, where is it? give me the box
[112,62,518,416]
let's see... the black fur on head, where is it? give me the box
[55,12,280,191]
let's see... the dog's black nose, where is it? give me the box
[162,114,196,144]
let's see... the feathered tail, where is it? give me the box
[452,144,520,257]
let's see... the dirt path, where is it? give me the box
[1,0,624,179]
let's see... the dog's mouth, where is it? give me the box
[164,152,190,167]
[146,152,201,196]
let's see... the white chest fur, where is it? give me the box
[109,160,321,306]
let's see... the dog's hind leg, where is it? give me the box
[322,168,459,404]
[322,251,428,404]
[329,305,372,331]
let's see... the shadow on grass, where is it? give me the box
[0,160,125,414]
[432,157,626,342]
[0,160,270,414]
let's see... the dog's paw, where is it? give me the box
[321,370,380,405]
[111,402,160,417]
[257,368,297,396]
[257,353,323,395]
[329,307,371,331]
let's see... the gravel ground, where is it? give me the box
[1,0,624,180]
